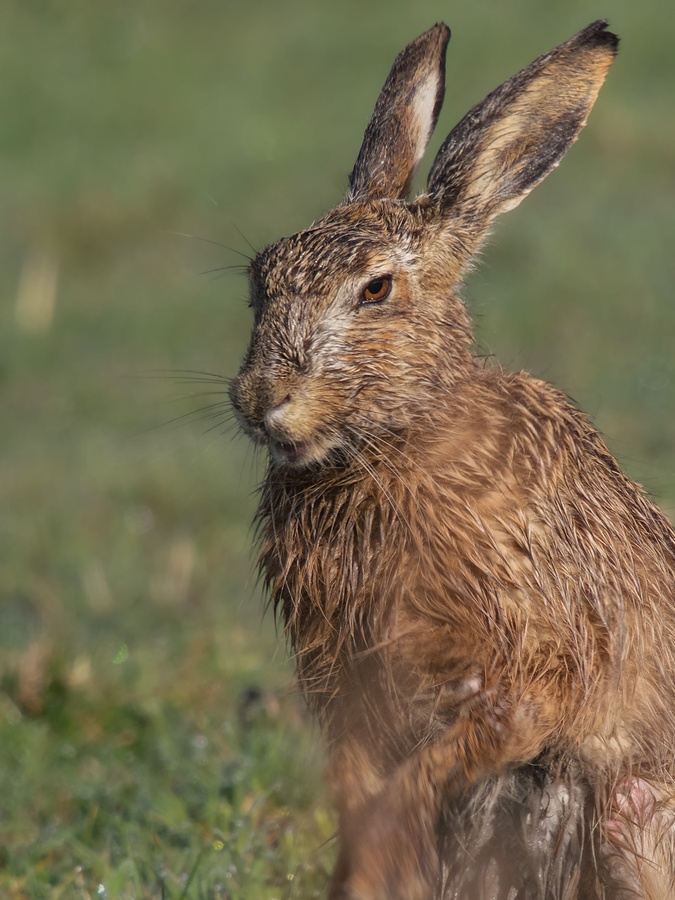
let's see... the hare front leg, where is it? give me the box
[329,730,462,900]
[327,735,388,900]
[332,689,556,900]
[331,753,447,900]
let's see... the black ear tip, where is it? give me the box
[416,22,451,53]
[580,19,620,54]
[434,22,451,43]
[436,22,451,52]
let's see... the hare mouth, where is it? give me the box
[269,433,342,470]
[269,438,314,469]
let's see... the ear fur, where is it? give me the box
[426,20,618,226]
[348,23,450,202]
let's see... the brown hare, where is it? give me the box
[230,20,675,899]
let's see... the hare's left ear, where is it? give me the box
[347,23,450,202]
[426,21,618,229]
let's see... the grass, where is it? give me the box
[0,0,673,896]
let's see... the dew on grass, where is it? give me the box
[191,733,208,758]
[124,505,155,535]
[112,643,129,665]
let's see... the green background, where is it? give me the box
[1,1,673,896]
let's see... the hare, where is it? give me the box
[230,20,675,899]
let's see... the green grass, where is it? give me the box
[0,1,673,896]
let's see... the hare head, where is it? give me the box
[230,21,618,470]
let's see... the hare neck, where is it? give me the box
[257,444,415,693]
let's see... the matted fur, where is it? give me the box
[230,20,675,899]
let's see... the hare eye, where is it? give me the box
[361,276,392,305]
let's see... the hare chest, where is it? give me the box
[264,452,577,766]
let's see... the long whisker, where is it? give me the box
[166,230,253,263]
[370,423,431,478]
[198,192,260,259]
[146,401,238,433]
[133,369,233,386]
[230,221,260,258]
[201,414,240,437]
[199,264,250,278]
[344,424,426,524]
[340,433,411,540]
[169,390,232,403]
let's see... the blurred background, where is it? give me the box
[1,1,673,896]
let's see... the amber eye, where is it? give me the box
[361,276,392,305]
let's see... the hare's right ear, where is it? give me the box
[426,21,618,237]
[347,23,450,202]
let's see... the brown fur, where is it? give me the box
[230,20,675,899]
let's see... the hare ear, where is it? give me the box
[427,21,618,229]
[347,23,450,202]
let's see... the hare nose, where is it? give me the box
[264,395,292,435]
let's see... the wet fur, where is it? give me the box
[231,21,675,899]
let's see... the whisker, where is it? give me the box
[230,221,260,258]
[146,402,237,433]
[199,264,250,278]
[169,389,232,403]
[352,426,422,514]
[167,230,253,263]
[198,192,260,259]
[132,369,233,386]
[340,432,410,540]
[202,418,239,437]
